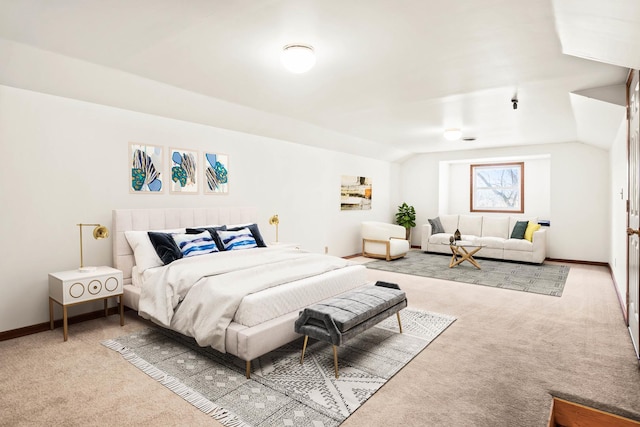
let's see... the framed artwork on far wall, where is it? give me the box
[170,148,198,194]
[204,152,229,195]
[340,175,372,210]
[129,142,163,193]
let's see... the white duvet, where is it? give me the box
[138,246,354,352]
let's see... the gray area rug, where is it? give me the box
[103,308,455,427]
[366,251,569,297]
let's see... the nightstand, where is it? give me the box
[48,266,124,341]
[268,242,300,250]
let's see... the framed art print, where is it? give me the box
[129,142,163,193]
[204,152,229,194]
[340,175,372,210]
[170,148,198,193]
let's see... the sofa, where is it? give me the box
[421,214,547,264]
[362,221,410,261]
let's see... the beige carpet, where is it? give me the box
[1,256,640,426]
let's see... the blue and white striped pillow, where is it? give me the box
[172,231,219,257]
[216,228,257,251]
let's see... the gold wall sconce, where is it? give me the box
[268,214,280,243]
[78,223,109,272]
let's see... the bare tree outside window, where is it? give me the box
[470,162,524,213]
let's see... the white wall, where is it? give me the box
[443,156,551,218]
[0,85,393,332]
[400,142,610,262]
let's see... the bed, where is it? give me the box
[112,207,368,377]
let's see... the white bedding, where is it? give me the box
[234,264,366,327]
[137,246,358,352]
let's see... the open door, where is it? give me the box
[627,69,640,359]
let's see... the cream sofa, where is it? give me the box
[421,214,547,264]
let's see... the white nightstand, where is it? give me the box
[48,266,124,341]
[268,242,300,250]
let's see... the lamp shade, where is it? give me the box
[281,44,316,73]
[93,225,109,239]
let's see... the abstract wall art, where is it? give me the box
[170,148,198,194]
[129,142,163,193]
[204,152,229,194]
[340,175,372,210]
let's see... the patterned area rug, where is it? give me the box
[103,308,455,427]
[365,251,569,297]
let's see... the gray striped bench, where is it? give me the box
[294,281,407,378]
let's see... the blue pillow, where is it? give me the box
[186,226,226,250]
[216,228,258,251]
[172,231,219,257]
[147,232,182,265]
[226,223,266,247]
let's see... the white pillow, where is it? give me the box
[125,228,184,272]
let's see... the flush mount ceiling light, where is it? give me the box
[281,44,316,73]
[443,128,462,141]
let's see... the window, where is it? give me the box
[471,162,524,213]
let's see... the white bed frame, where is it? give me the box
[112,207,367,377]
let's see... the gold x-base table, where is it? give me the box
[449,243,483,269]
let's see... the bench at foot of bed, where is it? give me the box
[293,281,407,378]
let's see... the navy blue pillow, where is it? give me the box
[510,221,529,239]
[227,223,267,247]
[147,232,182,265]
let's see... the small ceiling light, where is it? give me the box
[443,128,462,141]
[281,44,316,73]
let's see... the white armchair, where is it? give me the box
[361,221,410,261]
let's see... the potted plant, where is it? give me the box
[395,202,416,240]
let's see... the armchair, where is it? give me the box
[361,221,410,261]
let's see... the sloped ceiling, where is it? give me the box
[0,1,636,161]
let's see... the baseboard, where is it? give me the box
[545,257,609,267]
[606,263,629,324]
[0,306,131,342]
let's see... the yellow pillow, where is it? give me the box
[524,221,541,242]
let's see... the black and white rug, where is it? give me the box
[365,250,570,297]
[103,308,455,427]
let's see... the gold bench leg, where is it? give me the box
[397,311,403,333]
[245,360,251,379]
[300,335,309,364]
[333,345,339,378]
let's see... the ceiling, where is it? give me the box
[0,0,638,161]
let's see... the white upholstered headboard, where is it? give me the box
[112,207,257,285]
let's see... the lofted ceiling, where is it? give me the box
[0,0,637,161]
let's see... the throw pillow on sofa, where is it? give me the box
[428,217,445,234]
[524,221,541,242]
[511,221,529,239]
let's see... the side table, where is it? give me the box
[449,241,484,270]
[48,266,124,341]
